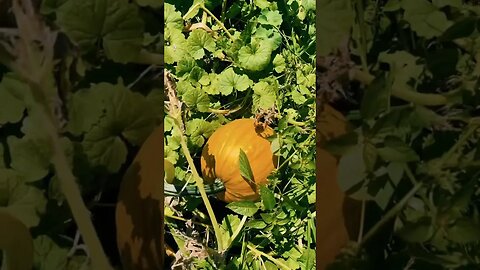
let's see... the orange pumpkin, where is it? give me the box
[317,104,362,270]
[201,118,277,202]
[115,126,166,270]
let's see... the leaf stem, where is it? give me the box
[199,4,235,41]
[165,71,225,252]
[350,68,450,106]
[246,244,291,270]
[359,180,423,247]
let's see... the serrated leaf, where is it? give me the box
[217,68,252,95]
[165,28,189,64]
[252,81,276,110]
[258,10,283,27]
[0,169,47,228]
[246,220,267,229]
[81,83,155,172]
[33,235,89,270]
[239,149,255,183]
[56,0,145,63]
[238,42,272,71]
[7,135,52,182]
[226,201,259,217]
[187,29,216,59]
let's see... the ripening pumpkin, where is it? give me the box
[201,118,277,202]
[115,126,166,270]
[317,104,362,270]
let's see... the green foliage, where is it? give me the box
[321,0,480,268]
[164,0,316,268]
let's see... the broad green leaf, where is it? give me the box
[360,75,389,119]
[239,149,255,183]
[337,143,369,200]
[66,88,105,135]
[258,10,283,27]
[187,29,216,59]
[0,74,29,125]
[217,68,252,95]
[0,169,47,228]
[260,185,276,210]
[238,42,273,71]
[377,136,419,163]
[446,218,480,243]
[401,0,452,39]
[7,135,51,182]
[397,217,434,243]
[252,81,276,110]
[432,0,462,8]
[33,235,89,270]
[186,119,219,148]
[378,51,423,92]
[182,87,210,112]
[226,201,259,217]
[246,220,267,229]
[165,28,189,64]
[81,83,156,172]
[40,0,68,14]
[56,0,144,63]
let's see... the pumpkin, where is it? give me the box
[115,126,166,270]
[201,118,277,202]
[317,104,362,270]
[0,211,33,270]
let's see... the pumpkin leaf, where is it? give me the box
[239,149,255,184]
[226,201,259,217]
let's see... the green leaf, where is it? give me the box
[0,169,47,228]
[33,235,89,270]
[246,220,267,229]
[239,149,255,183]
[260,185,276,210]
[272,54,286,73]
[187,29,216,59]
[360,75,389,119]
[182,87,210,112]
[217,68,252,95]
[56,0,144,63]
[439,17,477,41]
[337,143,369,200]
[0,74,29,125]
[258,10,283,27]
[80,83,156,172]
[377,136,419,163]
[226,201,260,217]
[397,217,434,243]
[401,0,452,39]
[7,135,52,182]
[446,218,480,243]
[252,81,276,110]
[238,42,273,71]
[378,51,423,92]
[165,28,189,64]
[220,214,242,248]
